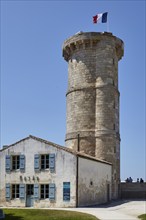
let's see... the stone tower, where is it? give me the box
[62,32,124,199]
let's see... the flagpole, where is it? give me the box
[107,17,109,32]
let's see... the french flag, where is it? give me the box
[93,12,108,24]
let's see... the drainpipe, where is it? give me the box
[76,134,80,207]
[77,133,80,151]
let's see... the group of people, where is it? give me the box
[125,177,133,182]
[137,178,144,183]
[125,177,144,183]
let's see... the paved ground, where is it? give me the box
[51,200,146,220]
[2,200,146,219]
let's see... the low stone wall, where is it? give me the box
[121,182,146,199]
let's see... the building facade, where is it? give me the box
[0,135,111,208]
[63,32,124,199]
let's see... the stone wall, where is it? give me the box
[63,32,124,199]
[121,183,146,199]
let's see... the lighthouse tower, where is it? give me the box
[63,32,124,199]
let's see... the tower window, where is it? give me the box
[113,124,116,130]
[114,146,116,153]
[90,181,93,186]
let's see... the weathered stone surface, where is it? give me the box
[121,183,146,199]
[78,157,112,206]
[63,32,124,200]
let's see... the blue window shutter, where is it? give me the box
[20,155,25,171]
[6,183,11,200]
[49,183,56,201]
[19,184,25,199]
[49,154,55,173]
[5,155,11,172]
[34,154,40,171]
[34,184,39,199]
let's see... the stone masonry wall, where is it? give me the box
[121,183,146,199]
[63,32,124,200]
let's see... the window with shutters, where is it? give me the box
[34,153,55,172]
[12,184,19,199]
[40,184,49,199]
[12,156,20,170]
[6,155,25,172]
[41,155,49,170]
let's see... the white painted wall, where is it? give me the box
[78,157,112,206]
[0,136,112,208]
[0,137,77,208]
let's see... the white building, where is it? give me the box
[0,135,112,208]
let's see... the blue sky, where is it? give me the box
[0,0,145,181]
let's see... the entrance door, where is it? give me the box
[107,184,110,202]
[26,185,34,207]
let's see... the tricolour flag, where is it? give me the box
[93,12,108,24]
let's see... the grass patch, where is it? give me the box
[138,214,146,220]
[3,209,99,220]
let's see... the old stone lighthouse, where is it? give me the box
[63,32,124,199]
[0,31,124,208]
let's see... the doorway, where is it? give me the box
[107,184,110,202]
[26,184,34,207]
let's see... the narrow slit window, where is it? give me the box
[113,124,116,130]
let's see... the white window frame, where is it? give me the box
[41,155,49,170]
[40,184,49,199]
[12,155,20,170]
[12,184,19,199]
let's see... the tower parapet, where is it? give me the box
[63,32,124,199]
[63,32,124,61]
